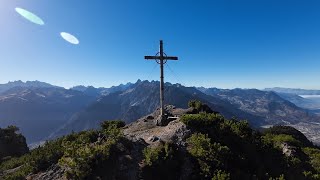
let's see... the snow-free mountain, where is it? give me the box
[0,80,57,94]
[0,80,320,145]
[0,86,95,143]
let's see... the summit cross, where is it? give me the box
[144,40,179,125]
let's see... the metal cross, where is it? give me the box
[145,40,178,125]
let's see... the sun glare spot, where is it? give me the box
[60,32,80,45]
[15,7,44,25]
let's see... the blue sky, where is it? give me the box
[1,0,320,89]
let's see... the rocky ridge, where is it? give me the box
[25,106,192,180]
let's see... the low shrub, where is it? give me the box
[187,133,230,178]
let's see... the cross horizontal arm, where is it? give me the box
[144,56,178,60]
[165,56,178,60]
[144,56,160,60]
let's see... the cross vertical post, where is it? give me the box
[159,40,165,120]
[144,40,178,125]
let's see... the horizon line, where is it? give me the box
[1,79,320,91]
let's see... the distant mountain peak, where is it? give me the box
[4,80,54,87]
[0,80,57,94]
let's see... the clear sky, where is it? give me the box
[1,0,320,89]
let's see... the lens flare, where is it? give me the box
[60,32,80,45]
[15,7,44,25]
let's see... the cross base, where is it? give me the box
[156,114,165,126]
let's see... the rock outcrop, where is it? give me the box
[26,165,66,180]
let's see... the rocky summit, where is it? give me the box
[1,102,320,180]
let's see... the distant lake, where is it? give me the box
[299,95,320,98]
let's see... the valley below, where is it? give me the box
[291,122,320,145]
[259,91,320,145]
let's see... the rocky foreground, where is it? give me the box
[27,106,192,180]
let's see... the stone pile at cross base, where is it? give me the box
[123,105,192,146]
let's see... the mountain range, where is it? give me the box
[0,80,319,145]
[0,86,95,143]
[0,80,58,94]
[265,87,320,95]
